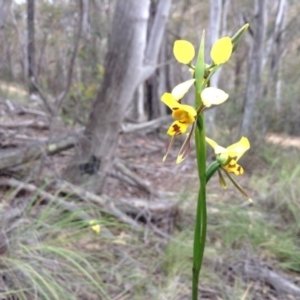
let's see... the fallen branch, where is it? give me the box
[55,180,179,233]
[0,178,113,238]
[117,197,179,234]
[0,120,49,130]
[120,115,172,133]
[0,133,78,170]
[18,106,48,117]
[55,180,144,229]
[231,260,300,296]
[114,160,159,196]
[0,175,178,237]
[1,99,48,117]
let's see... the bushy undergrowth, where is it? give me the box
[0,141,299,299]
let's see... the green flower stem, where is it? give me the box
[192,112,207,300]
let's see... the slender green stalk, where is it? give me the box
[192,31,207,300]
[192,111,207,300]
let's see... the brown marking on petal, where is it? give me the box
[172,107,179,110]
[227,163,236,169]
[172,123,182,135]
[237,166,241,173]
[232,156,238,161]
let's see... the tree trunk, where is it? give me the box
[157,36,169,117]
[267,0,287,113]
[205,0,222,133]
[27,0,37,94]
[63,0,171,193]
[11,2,28,83]
[240,0,267,137]
[0,0,12,29]
[144,0,166,121]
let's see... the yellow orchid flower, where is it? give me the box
[161,79,196,162]
[89,220,101,234]
[173,40,195,64]
[201,87,229,108]
[206,136,252,202]
[161,79,196,136]
[210,37,233,65]
[205,136,250,175]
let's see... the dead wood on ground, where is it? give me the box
[231,259,300,297]
[0,178,114,238]
[0,133,78,170]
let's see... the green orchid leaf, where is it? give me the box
[231,23,249,53]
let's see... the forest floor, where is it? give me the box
[0,92,300,300]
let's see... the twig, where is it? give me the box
[120,115,172,134]
[30,77,54,116]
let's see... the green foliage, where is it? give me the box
[63,81,99,124]
[0,189,112,299]
[163,232,193,277]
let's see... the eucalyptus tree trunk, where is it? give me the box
[63,0,171,192]
[27,0,37,94]
[205,0,222,133]
[240,0,267,137]
[145,0,169,121]
[0,0,12,28]
[0,0,13,79]
[267,0,287,113]
[206,0,230,133]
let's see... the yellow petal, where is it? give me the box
[91,225,101,234]
[89,220,101,234]
[210,37,232,65]
[161,93,196,121]
[171,79,195,100]
[173,40,195,64]
[206,137,223,152]
[167,121,189,136]
[201,87,229,107]
[226,137,250,162]
[206,137,228,163]
[161,93,179,110]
